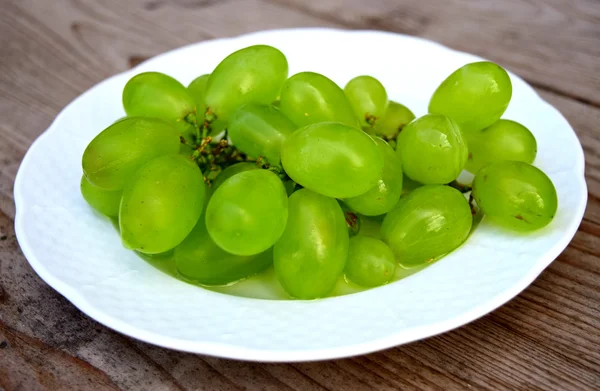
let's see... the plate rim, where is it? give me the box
[13,27,588,362]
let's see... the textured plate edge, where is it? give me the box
[13,27,588,362]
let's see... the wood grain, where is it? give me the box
[1,0,599,390]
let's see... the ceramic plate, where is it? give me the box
[14,28,587,362]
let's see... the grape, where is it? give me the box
[82,117,180,190]
[120,154,205,254]
[396,114,467,184]
[210,162,258,193]
[472,161,557,231]
[368,101,415,141]
[429,62,512,133]
[345,138,403,216]
[279,72,359,128]
[281,122,384,198]
[206,169,288,256]
[274,189,349,299]
[381,185,472,267]
[465,119,537,174]
[204,45,288,122]
[228,103,296,164]
[345,236,396,287]
[174,218,272,285]
[80,175,121,217]
[344,75,388,127]
[187,74,210,116]
[123,72,197,135]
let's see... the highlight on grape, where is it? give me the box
[80,45,557,299]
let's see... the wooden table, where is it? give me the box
[1,0,599,389]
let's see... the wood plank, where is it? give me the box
[273,0,600,106]
[1,0,599,390]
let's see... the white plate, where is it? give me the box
[14,28,587,362]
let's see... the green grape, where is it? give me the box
[345,236,396,287]
[345,138,403,216]
[472,161,557,231]
[465,119,537,174]
[210,162,258,193]
[122,72,197,135]
[187,74,210,116]
[274,189,349,299]
[281,122,384,198]
[204,45,288,122]
[357,214,383,239]
[279,72,359,128]
[82,117,180,190]
[174,218,272,286]
[80,175,121,217]
[120,154,205,254]
[381,185,472,268]
[206,169,288,256]
[344,75,388,127]
[228,103,296,164]
[396,114,467,184]
[367,101,415,141]
[429,62,512,133]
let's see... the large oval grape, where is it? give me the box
[381,185,472,268]
[204,45,288,121]
[344,75,388,127]
[206,169,288,256]
[465,119,537,174]
[174,218,272,285]
[274,189,349,299]
[345,236,396,288]
[345,138,403,216]
[472,161,557,231]
[281,122,384,198]
[82,117,180,190]
[429,62,512,133]
[279,72,359,128]
[123,72,197,134]
[367,101,415,141]
[120,154,206,254]
[228,103,296,164]
[396,114,467,184]
[80,175,121,217]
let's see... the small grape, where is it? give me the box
[429,61,512,133]
[344,75,388,127]
[345,138,403,216]
[174,218,272,285]
[228,103,296,165]
[82,117,180,190]
[396,114,467,184]
[206,169,288,256]
[381,185,472,268]
[187,74,210,117]
[123,72,197,135]
[120,154,206,254]
[279,72,359,128]
[367,101,415,141]
[472,161,557,231]
[204,45,288,121]
[465,119,537,174]
[274,189,349,299]
[281,122,384,198]
[345,236,396,287]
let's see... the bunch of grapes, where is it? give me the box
[81,45,557,299]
